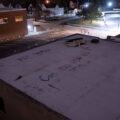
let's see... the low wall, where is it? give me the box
[0,80,69,120]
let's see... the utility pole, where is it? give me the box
[77,0,79,8]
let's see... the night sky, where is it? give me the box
[0,0,120,8]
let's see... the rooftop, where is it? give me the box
[0,8,26,13]
[0,34,120,120]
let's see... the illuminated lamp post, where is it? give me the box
[84,2,89,8]
[45,0,50,4]
[107,2,113,7]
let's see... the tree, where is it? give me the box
[33,1,42,21]
[82,3,102,23]
[61,0,69,13]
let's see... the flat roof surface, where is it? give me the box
[0,34,120,120]
[0,8,26,12]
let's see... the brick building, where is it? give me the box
[0,8,28,42]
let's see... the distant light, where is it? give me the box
[45,0,50,4]
[113,8,120,11]
[98,21,104,26]
[107,2,113,7]
[84,3,89,8]
[106,21,114,25]
[28,25,32,30]
[27,25,33,32]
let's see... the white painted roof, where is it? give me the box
[0,34,120,120]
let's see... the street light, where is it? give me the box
[107,2,113,7]
[45,0,50,4]
[84,3,89,8]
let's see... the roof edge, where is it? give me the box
[0,8,26,13]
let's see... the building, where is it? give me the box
[42,4,64,17]
[0,8,28,42]
[0,34,120,120]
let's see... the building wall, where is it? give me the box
[0,80,69,120]
[45,7,64,17]
[0,10,28,42]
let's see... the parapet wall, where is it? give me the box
[0,80,69,120]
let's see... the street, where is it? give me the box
[1,14,120,59]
